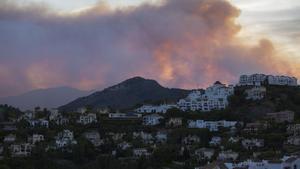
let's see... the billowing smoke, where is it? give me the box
[0,0,298,96]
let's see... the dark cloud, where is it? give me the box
[0,0,298,97]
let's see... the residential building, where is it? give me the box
[218,150,239,161]
[182,135,201,145]
[10,143,32,157]
[178,82,234,111]
[108,112,142,119]
[29,119,49,128]
[3,134,16,143]
[28,134,44,144]
[188,120,237,131]
[194,148,215,160]
[55,130,77,148]
[142,114,164,126]
[287,136,300,146]
[156,131,168,143]
[243,122,268,133]
[166,117,183,127]
[83,131,103,147]
[133,148,150,157]
[266,110,295,123]
[245,86,267,100]
[239,74,297,86]
[210,136,222,146]
[77,113,97,125]
[287,124,300,135]
[242,139,264,150]
[135,104,178,114]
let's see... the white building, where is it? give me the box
[29,119,49,128]
[28,134,44,144]
[242,139,264,150]
[188,120,237,131]
[55,130,77,148]
[10,143,32,157]
[209,136,222,146]
[194,148,215,160]
[77,113,97,125]
[133,148,150,157]
[287,136,300,146]
[245,86,267,100]
[135,104,178,114]
[218,150,239,161]
[223,156,300,169]
[142,114,164,126]
[83,131,103,147]
[3,134,16,143]
[178,82,234,111]
[239,74,297,86]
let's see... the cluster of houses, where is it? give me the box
[0,73,299,168]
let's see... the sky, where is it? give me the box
[0,0,299,97]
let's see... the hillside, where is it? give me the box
[59,77,191,111]
[0,87,90,110]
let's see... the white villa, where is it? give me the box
[10,143,32,157]
[83,131,103,147]
[245,86,267,100]
[218,150,239,161]
[178,82,234,111]
[239,74,297,86]
[188,120,237,131]
[28,134,44,144]
[77,113,97,125]
[142,114,164,126]
[55,130,77,148]
[135,104,178,114]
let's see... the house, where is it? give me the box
[55,117,69,125]
[287,124,300,135]
[228,137,241,143]
[218,150,239,161]
[287,136,300,146]
[133,132,153,144]
[210,136,222,146]
[55,130,77,148]
[77,113,97,125]
[29,119,49,128]
[108,132,126,142]
[194,148,215,160]
[118,142,132,150]
[266,110,294,123]
[142,114,164,126]
[108,112,142,120]
[10,143,32,157]
[83,131,103,147]
[188,120,237,132]
[28,134,44,144]
[133,148,150,157]
[182,135,201,145]
[238,74,297,86]
[3,134,16,143]
[49,109,59,121]
[178,82,234,111]
[243,122,268,133]
[156,131,168,143]
[245,86,267,100]
[166,117,183,127]
[242,139,264,150]
[135,104,178,114]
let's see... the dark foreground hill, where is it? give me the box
[60,77,191,111]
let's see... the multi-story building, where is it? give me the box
[266,110,295,123]
[245,86,267,100]
[55,130,77,148]
[239,74,297,86]
[178,82,234,111]
[10,143,32,157]
[77,113,97,125]
[188,120,237,131]
[135,104,178,114]
[142,114,164,126]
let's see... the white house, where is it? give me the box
[28,134,44,144]
[239,74,297,86]
[10,143,32,157]
[218,150,239,161]
[133,148,150,157]
[245,86,267,100]
[188,120,237,131]
[194,148,215,160]
[29,119,49,128]
[135,104,178,114]
[242,139,264,150]
[77,113,97,125]
[287,136,300,146]
[210,136,222,146]
[178,82,234,111]
[142,114,164,126]
[55,130,77,148]
[83,131,103,147]
[156,131,168,143]
[3,134,16,143]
